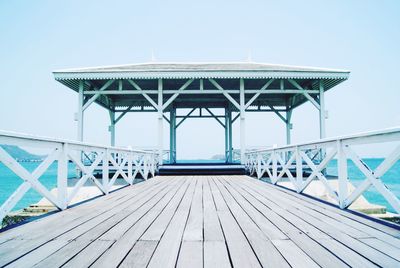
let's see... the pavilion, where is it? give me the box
[53,62,350,164]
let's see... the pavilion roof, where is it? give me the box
[54,62,349,80]
[53,62,350,111]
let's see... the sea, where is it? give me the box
[0,159,399,213]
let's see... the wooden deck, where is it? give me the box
[0,176,400,267]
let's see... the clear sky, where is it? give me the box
[0,0,399,159]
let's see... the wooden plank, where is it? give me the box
[6,239,68,268]
[62,240,114,268]
[97,177,182,241]
[214,177,290,267]
[241,177,400,261]
[0,176,165,244]
[176,241,203,268]
[245,175,400,238]
[182,177,203,241]
[238,177,400,267]
[147,177,197,268]
[203,176,225,241]
[119,240,158,268]
[9,178,180,267]
[0,177,174,267]
[271,239,319,268]
[90,177,192,267]
[257,181,371,238]
[208,177,262,268]
[139,177,192,241]
[203,241,231,268]
[230,177,389,267]
[2,175,399,268]
[230,178,330,240]
[359,237,400,262]
[9,210,131,268]
[223,177,348,267]
[217,176,287,240]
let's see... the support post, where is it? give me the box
[337,140,348,208]
[102,149,109,194]
[158,79,164,165]
[228,111,233,163]
[319,80,326,168]
[225,107,229,162]
[225,106,233,163]
[57,143,68,209]
[170,107,176,163]
[77,81,84,142]
[109,110,115,147]
[240,78,246,164]
[286,109,292,145]
[319,80,326,139]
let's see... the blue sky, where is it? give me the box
[0,0,399,158]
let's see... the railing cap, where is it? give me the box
[246,126,400,154]
[0,130,157,155]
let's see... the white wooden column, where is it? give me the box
[77,81,84,142]
[240,78,246,164]
[109,110,115,146]
[228,112,233,162]
[169,107,176,163]
[225,106,233,163]
[225,107,229,162]
[286,109,292,145]
[158,79,164,164]
[57,143,68,209]
[319,80,326,139]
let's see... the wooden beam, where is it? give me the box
[288,79,320,109]
[208,79,241,110]
[114,105,133,124]
[176,108,196,128]
[83,89,320,95]
[245,79,275,109]
[162,79,194,110]
[82,80,114,111]
[205,108,225,128]
[269,105,287,123]
[128,80,158,109]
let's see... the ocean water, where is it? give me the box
[0,162,76,211]
[326,158,400,213]
[0,159,399,213]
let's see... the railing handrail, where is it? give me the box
[0,130,160,226]
[244,126,400,215]
[0,130,155,155]
[247,126,400,154]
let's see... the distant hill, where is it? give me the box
[0,145,45,161]
[211,154,225,160]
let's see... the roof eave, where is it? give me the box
[53,70,350,81]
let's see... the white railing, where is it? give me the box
[245,127,400,213]
[0,131,159,223]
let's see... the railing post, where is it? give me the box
[150,154,154,177]
[143,155,149,180]
[57,143,68,210]
[257,154,262,179]
[295,146,303,193]
[337,140,348,209]
[272,151,278,184]
[128,152,133,185]
[102,149,109,194]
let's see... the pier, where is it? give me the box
[1,175,399,267]
[1,63,400,267]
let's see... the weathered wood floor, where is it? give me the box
[0,175,400,267]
